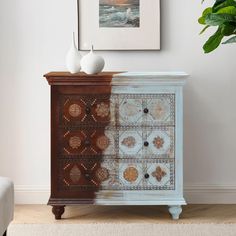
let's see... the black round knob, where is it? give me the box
[84,173,91,180]
[85,107,91,114]
[144,141,149,147]
[144,108,149,114]
[144,174,150,179]
[84,139,91,147]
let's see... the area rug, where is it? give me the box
[8,223,236,236]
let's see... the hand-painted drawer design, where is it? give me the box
[61,129,116,156]
[59,159,175,191]
[61,95,115,126]
[118,94,175,126]
[119,127,174,158]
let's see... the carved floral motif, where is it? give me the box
[95,102,110,118]
[70,165,81,183]
[121,136,136,148]
[69,136,82,149]
[68,104,82,117]
[153,136,164,149]
[96,167,109,182]
[122,102,140,117]
[152,166,166,182]
[96,135,110,150]
[151,102,166,120]
[123,167,139,182]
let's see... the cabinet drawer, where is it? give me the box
[59,159,175,192]
[59,94,175,127]
[59,127,174,159]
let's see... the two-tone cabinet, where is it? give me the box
[44,72,188,220]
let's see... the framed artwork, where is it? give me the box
[78,0,160,50]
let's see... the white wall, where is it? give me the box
[0,0,235,204]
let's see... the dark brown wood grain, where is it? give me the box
[52,206,65,220]
[44,72,122,85]
[45,72,120,219]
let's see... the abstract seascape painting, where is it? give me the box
[99,0,140,28]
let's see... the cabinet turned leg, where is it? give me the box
[168,205,182,220]
[52,206,65,220]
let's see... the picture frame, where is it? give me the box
[77,0,160,51]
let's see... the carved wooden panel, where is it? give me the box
[60,129,116,157]
[62,95,116,127]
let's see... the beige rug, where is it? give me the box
[9,205,236,236]
[8,223,236,236]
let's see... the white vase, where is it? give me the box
[81,46,105,75]
[66,32,81,74]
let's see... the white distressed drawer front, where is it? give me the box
[117,94,175,126]
[118,127,175,158]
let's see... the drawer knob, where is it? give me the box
[144,174,150,179]
[144,108,149,114]
[84,173,91,180]
[144,141,149,147]
[85,107,91,114]
[84,139,91,147]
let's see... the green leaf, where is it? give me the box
[213,0,236,12]
[205,13,236,26]
[217,6,236,14]
[203,27,224,53]
[222,35,236,43]
[198,7,213,25]
[200,25,210,34]
[213,0,228,12]
[221,23,235,35]
[203,7,213,15]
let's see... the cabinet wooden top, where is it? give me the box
[44,71,188,86]
[44,72,122,85]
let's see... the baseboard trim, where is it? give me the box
[184,184,236,204]
[14,184,236,204]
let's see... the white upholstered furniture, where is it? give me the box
[0,177,14,236]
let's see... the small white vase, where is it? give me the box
[81,46,105,75]
[66,32,81,74]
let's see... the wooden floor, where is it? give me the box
[13,205,236,224]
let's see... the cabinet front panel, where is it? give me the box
[52,88,179,200]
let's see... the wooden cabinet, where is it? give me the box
[45,72,188,220]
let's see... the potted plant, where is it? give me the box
[199,0,236,53]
